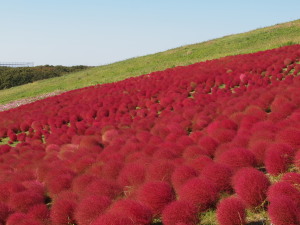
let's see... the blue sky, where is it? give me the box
[1,0,299,66]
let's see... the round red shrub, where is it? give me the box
[182,145,207,160]
[45,172,74,197]
[267,181,300,208]
[8,191,44,213]
[146,160,175,184]
[216,148,257,171]
[27,204,50,224]
[201,162,233,192]
[50,198,77,225]
[71,174,96,196]
[0,145,11,155]
[232,167,270,208]
[268,196,300,225]
[264,143,295,175]
[6,212,43,225]
[100,160,124,180]
[187,155,213,173]
[162,200,199,225]
[216,196,246,225]
[74,195,111,225]
[0,182,26,203]
[109,199,152,225]
[276,127,300,148]
[117,163,146,188]
[136,181,175,215]
[197,136,219,157]
[248,140,270,166]
[282,172,300,186]
[0,202,11,224]
[171,165,198,192]
[179,178,218,212]
[82,178,122,200]
[294,150,300,169]
[91,213,134,225]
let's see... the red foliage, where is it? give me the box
[200,162,233,192]
[117,163,146,188]
[179,178,218,212]
[268,196,300,225]
[6,212,43,225]
[109,199,152,225]
[0,44,300,224]
[232,167,270,208]
[216,197,246,225]
[187,155,213,173]
[216,148,257,171]
[267,181,300,208]
[82,179,122,200]
[136,181,175,215]
[182,145,207,160]
[282,172,300,186]
[197,136,219,157]
[74,195,111,225]
[248,140,270,166]
[162,200,199,225]
[91,213,135,225]
[276,127,300,148]
[171,165,198,192]
[294,150,300,169]
[27,204,50,224]
[146,160,175,183]
[264,142,295,175]
[50,198,77,225]
[0,202,11,224]
[8,190,44,213]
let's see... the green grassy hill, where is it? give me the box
[1,19,300,105]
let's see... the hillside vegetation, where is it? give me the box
[0,65,90,90]
[0,19,299,105]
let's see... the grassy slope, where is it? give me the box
[0,19,300,105]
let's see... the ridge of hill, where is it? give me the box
[0,19,299,105]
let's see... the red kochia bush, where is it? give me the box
[146,160,175,184]
[74,195,111,225]
[264,143,295,175]
[27,204,50,224]
[187,155,213,173]
[200,162,233,192]
[6,212,43,225]
[216,197,246,225]
[50,198,77,225]
[171,165,198,192]
[216,148,257,171]
[197,136,219,157]
[8,191,44,213]
[162,200,199,225]
[91,213,134,225]
[268,196,300,225]
[232,167,270,208]
[276,127,300,148]
[267,181,300,208]
[117,163,146,188]
[136,181,175,215]
[179,178,218,212]
[294,150,300,169]
[0,202,11,224]
[109,199,152,225]
[82,179,122,200]
[282,172,300,186]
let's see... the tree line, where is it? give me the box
[0,65,90,90]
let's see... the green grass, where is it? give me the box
[1,19,300,105]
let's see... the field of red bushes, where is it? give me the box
[0,45,300,224]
